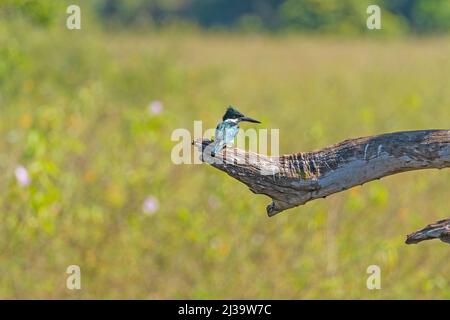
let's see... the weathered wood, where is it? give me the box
[193,130,450,219]
[406,218,450,244]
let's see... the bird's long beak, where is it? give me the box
[240,116,261,123]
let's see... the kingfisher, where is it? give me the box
[211,106,261,157]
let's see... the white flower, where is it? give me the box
[148,100,163,115]
[15,165,31,187]
[142,196,159,215]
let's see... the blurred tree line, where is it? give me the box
[2,0,450,34]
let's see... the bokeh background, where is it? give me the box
[1,0,449,299]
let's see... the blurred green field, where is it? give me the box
[0,19,449,299]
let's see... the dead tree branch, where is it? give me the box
[193,130,449,243]
[406,218,450,244]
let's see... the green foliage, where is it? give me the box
[0,15,450,299]
[411,0,450,33]
[278,0,367,33]
[89,0,450,34]
[0,0,65,26]
[3,0,450,34]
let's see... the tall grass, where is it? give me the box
[0,20,449,298]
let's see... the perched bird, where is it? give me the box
[211,106,261,157]
[406,218,450,244]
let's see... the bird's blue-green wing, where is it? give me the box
[215,122,225,142]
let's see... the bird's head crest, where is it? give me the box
[223,106,245,121]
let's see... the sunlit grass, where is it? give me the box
[0,21,449,298]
